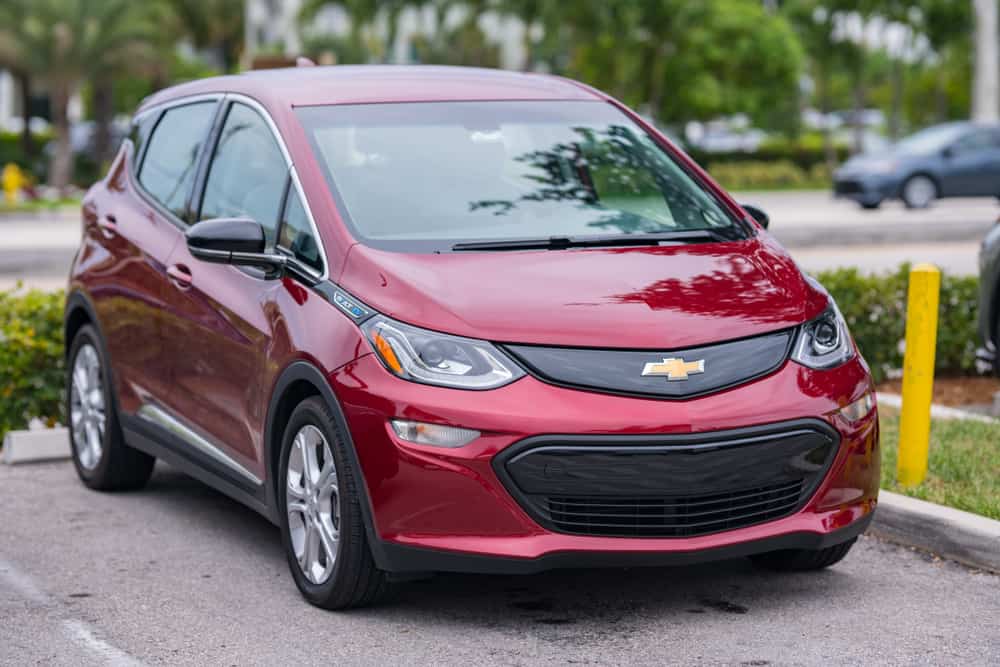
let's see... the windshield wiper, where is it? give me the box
[451,229,733,252]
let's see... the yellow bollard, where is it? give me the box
[2,163,25,205]
[897,263,941,487]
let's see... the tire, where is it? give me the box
[67,324,155,490]
[278,396,393,609]
[860,201,881,210]
[750,538,857,571]
[901,175,937,209]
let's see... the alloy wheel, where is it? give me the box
[903,176,935,208]
[286,424,340,584]
[70,343,106,470]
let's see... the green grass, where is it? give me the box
[879,409,1000,520]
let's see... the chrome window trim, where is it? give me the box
[224,93,329,281]
[131,94,225,230]
[137,403,263,486]
[131,91,330,280]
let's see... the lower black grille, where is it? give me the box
[834,179,864,194]
[493,420,840,539]
[543,479,804,537]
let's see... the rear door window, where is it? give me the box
[138,102,216,220]
[199,103,287,247]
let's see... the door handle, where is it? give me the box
[166,263,193,289]
[97,213,118,239]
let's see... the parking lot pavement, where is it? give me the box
[1,461,997,666]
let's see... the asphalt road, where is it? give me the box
[0,192,995,291]
[1,460,997,666]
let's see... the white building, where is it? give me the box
[244,0,529,70]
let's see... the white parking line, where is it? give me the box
[62,620,145,667]
[0,557,146,667]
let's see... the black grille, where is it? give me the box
[542,479,804,537]
[834,179,863,195]
[493,421,840,539]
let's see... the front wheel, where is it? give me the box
[750,538,857,571]
[278,397,393,609]
[901,175,937,209]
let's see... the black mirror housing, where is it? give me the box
[186,217,286,273]
[741,204,770,230]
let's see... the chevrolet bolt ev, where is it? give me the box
[65,66,879,609]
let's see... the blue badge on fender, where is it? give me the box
[333,290,370,320]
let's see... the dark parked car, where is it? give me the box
[833,121,1000,209]
[65,66,879,610]
[979,219,1000,375]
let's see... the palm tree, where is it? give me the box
[0,0,158,190]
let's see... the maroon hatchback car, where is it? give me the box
[66,66,879,609]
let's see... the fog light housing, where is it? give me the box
[389,419,480,448]
[838,392,875,423]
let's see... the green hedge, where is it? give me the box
[707,160,832,191]
[0,288,65,439]
[0,267,983,439]
[687,143,850,173]
[817,265,980,383]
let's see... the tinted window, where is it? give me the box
[200,103,286,246]
[296,101,741,252]
[129,113,156,171]
[138,102,215,219]
[952,129,995,154]
[278,189,324,273]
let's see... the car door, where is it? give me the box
[96,99,218,416]
[940,128,1000,196]
[155,99,290,486]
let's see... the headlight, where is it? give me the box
[791,303,855,369]
[361,315,525,389]
[868,159,897,174]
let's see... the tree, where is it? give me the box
[565,0,803,131]
[162,0,245,71]
[973,0,999,120]
[0,0,158,190]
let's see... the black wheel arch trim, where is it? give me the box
[263,360,391,569]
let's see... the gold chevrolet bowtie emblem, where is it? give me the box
[641,357,706,381]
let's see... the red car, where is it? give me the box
[65,66,879,609]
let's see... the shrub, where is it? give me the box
[814,265,980,383]
[0,287,65,440]
[707,160,823,191]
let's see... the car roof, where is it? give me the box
[139,65,602,114]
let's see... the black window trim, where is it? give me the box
[127,91,329,281]
[129,94,224,230]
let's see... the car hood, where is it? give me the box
[338,233,829,349]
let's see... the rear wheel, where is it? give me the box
[860,200,882,210]
[278,397,393,609]
[901,175,937,209]
[67,324,155,490]
[750,538,857,571]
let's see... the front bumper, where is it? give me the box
[833,174,899,205]
[331,353,879,573]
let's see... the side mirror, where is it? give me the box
[186,218,287,273]
[741,204,769,229]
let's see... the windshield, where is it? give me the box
[296,101,744,251]
[895,124,968,155]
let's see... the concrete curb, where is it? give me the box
[875,392,998,423]
[1,428,70,465]
[870,490,1000,574]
